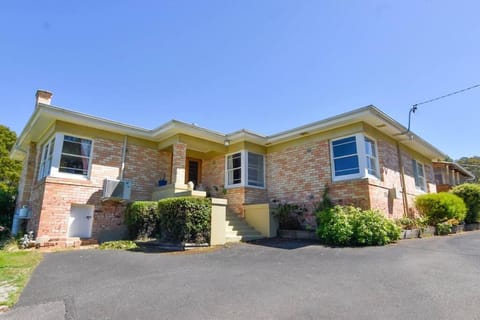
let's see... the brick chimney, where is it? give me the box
[35,90,53,106]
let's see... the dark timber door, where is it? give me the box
[186,158,202,188]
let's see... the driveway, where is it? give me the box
[7,232,480,319]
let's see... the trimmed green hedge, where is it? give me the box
[451,183,480,224]
[124,201,161,239]
[316,205,400,246]
[414,192,467,225]
[158,197,211,243]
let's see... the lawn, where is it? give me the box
[0,249,42,307]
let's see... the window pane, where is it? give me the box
[333,139,357,157]
[413,160,426,191]
[228,168,241,185]
[62,137,91,157]
[248,153,264,187]
[334,156,360,176]
[227,153,241,170]
[49,138,55,156]
[332,136,356,146]
[366,157,377,175]
[59,154,89,175]
[417,163,424,177]
[364,137,376,157]
[227,153,242,185]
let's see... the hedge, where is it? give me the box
[158,197,211,244]
[451,183,480,224]
[124,201,161,239]
[414,192,467,225]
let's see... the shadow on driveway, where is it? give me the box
[246,237,320,250]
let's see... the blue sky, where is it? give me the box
[1,1,479,159]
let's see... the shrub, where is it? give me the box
[395,216,427,230]
[124,201,161,239]
[353,210,401,246]
[451,183,480,224]
[415,192,467,225]
[316,206,357,245]
[316,205,400,246]
[158,197,211,243]
[272,203,306,230]
[435,222,452,235]
[99,240,138,250]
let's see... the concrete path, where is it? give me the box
[7,232,480,319]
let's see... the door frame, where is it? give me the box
[185,157,202,186]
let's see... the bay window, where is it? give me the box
[226,151,265,188]
[330,134,379,181]
[38,133,93,180]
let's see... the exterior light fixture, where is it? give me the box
[224,139,231,146]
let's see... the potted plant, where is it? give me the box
[158,173,167,187]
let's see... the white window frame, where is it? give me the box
[330,133,380,182]
[37,132,94,181]
[38,137,55,180]
[412,159,427,192]
[226,152,242,187]
[225,150,265,189]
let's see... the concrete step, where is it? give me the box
[225,211,263,243]
[225,224,257,231]
[225,234,264,243]
[225,230,262,237]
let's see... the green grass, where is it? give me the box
[98,240,138,250]
[0,248,42,307]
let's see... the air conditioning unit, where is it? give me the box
[103,179,132,200]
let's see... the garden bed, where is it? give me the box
[400,229,420,239]
[464,223,480,231]
[420,226,435,238]
[450,224,465,234]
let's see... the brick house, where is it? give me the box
[11,90,447,244]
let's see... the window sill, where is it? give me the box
[225,184,266,190]
[332,174,379,183]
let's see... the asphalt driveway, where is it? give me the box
[7,232,480,320]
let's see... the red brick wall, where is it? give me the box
[158,151,172,185]
[24,135,167,240]
[225,187,244,216]
[267,140,331,208]
[123,144,163,201]
[266,135,438,222]
[171,143,187,183]
[202,155,225,197]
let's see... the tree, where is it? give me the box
[456,156,480,183]
[0,125,22,227]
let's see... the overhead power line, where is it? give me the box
[403,83,480,134]
[412,83,480,108]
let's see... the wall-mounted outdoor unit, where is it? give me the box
[388,187,401,200]
[102,179,132,200]
[18,205,31,218]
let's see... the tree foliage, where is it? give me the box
[456,156,480,183]
[0,125,22,227]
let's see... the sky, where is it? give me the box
[1,0,479,160]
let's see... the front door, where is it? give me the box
[68,204,94,238]
[186,158,202,188]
